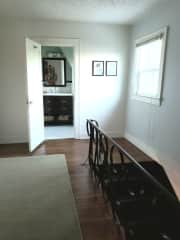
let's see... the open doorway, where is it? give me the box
[42,46,75,140]
[26,37,80,151]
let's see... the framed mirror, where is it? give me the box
[42,58,66,86]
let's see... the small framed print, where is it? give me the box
[92,61,104,76]
[106,61,117,76]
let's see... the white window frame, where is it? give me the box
[132,27,168,105]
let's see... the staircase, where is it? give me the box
[86,119,180,240]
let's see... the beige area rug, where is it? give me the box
[0,154,82,240]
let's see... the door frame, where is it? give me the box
[32,37,80,139]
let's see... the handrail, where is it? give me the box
[87,119,180,212]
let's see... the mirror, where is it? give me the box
[42,58,66,86]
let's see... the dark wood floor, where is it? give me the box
[0,138,179,240]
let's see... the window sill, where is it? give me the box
[132,95,161,106]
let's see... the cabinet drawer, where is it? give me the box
[54,96,72,108]
[43,95,73,125]
[57,106,72,114]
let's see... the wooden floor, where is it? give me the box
[0,138,179,240]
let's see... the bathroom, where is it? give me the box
[42,46,75,139]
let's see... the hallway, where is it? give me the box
[0,138,179,240]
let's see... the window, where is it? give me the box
[133,27,168,105]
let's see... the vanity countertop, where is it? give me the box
[43,93,73,96]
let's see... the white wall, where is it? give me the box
[125,0,180,193]
[0,19,131,143]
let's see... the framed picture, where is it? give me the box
[106,61,117,76]
[42,58,66,86]
[92,61,104,76]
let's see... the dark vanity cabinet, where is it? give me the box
[43,95,73,126]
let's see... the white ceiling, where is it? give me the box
[0,0,164,24]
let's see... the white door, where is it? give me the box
[25,38,44,152]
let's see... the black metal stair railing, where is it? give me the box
[86,119,180,240]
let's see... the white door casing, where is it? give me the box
[25,38,44,151]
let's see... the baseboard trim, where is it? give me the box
[124,133,160,163]
[80,132,122,140]
[0,136,28,144]
[107,132,123,138]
